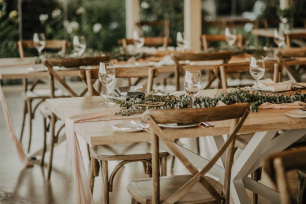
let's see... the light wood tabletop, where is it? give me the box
[46,89,306,146]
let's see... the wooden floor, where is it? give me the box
[0,88,299,204]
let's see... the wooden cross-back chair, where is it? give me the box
[128,103,250,204]
[201,34,245,51]
[79,66,168,204]
[118,37,172,53]
[171,51,233,91]
[42,56,109,180]
[15,40,70,58]
[284,33,306,48]
[79,66,159,96]
[214,61,282,89]
[264,147,306,204]
[136,20,170,38]
[275,47,306,82]
[16,40,71,153]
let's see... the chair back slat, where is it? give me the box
[15,40,70,58]
[201,34,245,51]
[144,103,250,203]
[171,51,233,90]
[79,66,159,95]
[285,33,306,47]
[44,56,109,97]
[145,103,249,124]
[215,61,282,89]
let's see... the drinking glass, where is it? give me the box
[33,33,46,58]
[184,70,201,108]
[225,27,236,48]
[132,31,145,53]
[249,56,265,89]
[73,36,86,56]
[273,29,285,48]
[99,62,116,106]
[176,32,187,51]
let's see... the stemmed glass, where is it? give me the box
[133,31,145,53]
[176,32,187,51]
[99,62,116,106]
[249,56,265,90]
[273,29,285,48]
[33,33,46,58]
[73,36,86,56]
[225,27,236,48]
[184,70,201,108]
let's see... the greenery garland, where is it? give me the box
[114,89,306,116]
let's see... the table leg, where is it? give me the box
[231,131,277,204]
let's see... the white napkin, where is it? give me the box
[158,55,175,66]
[254,78,292,92]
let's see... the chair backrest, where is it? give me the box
[43,56,109,97]
[264,147,306,204]
[118,37,172,48]
[171,51,233,90]
[215,61,282,88]
[79,66,159,96]
[136,20,170,38]
[201,34,245,51]
[275,47,306,58]
[284,33,306,48]
[15,40,70,58]
[143,103,250,203]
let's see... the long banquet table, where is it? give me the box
[46,89,306,204]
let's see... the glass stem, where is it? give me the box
[255,79,258,89]
[191,95,195,108]
[106,86,109,102]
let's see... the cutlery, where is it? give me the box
[200,122,214,127]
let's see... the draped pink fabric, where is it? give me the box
[65,108,141,204]
[0,84,33,168]
[259,101,306,109]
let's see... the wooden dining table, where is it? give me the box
[46,89,306,204]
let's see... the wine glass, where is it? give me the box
[225,27,237,48]
[133,31,145,53]
[176,32,187,51]
[274,29,285,48]
[33,33,46,58]
[99,62,116,106]
[73,36,86,56]
[249,56,265,90]
[184,70,201,108]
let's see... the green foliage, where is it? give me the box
[114,89,306,116]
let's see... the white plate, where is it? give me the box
[285,110,306,118]
[112,123,143,132]
[158,123,199,128]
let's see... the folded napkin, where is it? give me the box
[259,101,306,109]
[255,78,292,92]
[158,55,175,66]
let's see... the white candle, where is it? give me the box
[280,0,289,10]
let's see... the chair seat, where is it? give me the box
[128,175,222,203]
[24,89,69,99]
[90,142,169,161]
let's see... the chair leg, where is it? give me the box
[47,114,56,180]
[41,117,47,166]
[27,99,33,153]
[160,156,167,176]
[196,137,200,155]
[101,160,109,204]
[90,157,99,193]
[19,99,27,142]
[171,139,179,169]
[251,168,262,204]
